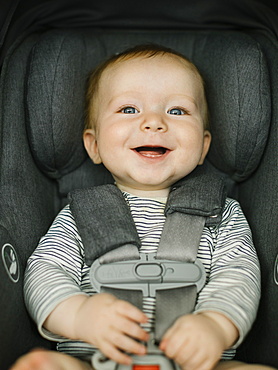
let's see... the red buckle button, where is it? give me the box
[132,366,160,370]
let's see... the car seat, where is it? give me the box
[0,5,277,370]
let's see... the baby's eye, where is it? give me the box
[167,107,187,115]
[120,107,139,114]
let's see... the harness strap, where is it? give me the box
[151,162,226,340]
[70,184,141,266]
[156,285,197,341]
[155,213,205,341]
[157,213,205,262]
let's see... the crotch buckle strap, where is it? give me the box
[90,252,206,298]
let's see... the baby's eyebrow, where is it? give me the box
[170,93,196,102]
[107,95,138,109]
[106,92,140,107]
[168,94,198,109]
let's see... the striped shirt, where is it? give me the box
[24,193,260,361]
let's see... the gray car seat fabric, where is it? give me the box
[0,226,50,370]
[0,27,277,369]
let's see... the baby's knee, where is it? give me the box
[10,348,92,370]
[10,348,52,369]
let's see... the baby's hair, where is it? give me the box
[85,44,209,130]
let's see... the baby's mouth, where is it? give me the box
[133,146,169,158]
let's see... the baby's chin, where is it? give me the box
[115,182,170,198]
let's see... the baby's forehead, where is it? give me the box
[100,53,202,88]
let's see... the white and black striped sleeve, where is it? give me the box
[194,198,261,347]
[24,205,88,341]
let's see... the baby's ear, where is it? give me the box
[83,129,102,164]
[198,130,212,165]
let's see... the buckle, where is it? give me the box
[90,253,206,297]
[92,335,180,369]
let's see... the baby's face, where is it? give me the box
[84,54,211,196]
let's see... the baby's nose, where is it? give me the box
[141,113,168,132]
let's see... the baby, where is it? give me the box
[11,45,274,370]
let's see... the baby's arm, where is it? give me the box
[44,292,149,365]
[160,311,238,370]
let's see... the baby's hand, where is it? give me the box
[74,293,149,365]
[159,312,238,370]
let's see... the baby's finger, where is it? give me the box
[101,334,147,364]
[159,320,180,351]
[118,334,147,356]
[113,316,149,342]
[100,341,133,365]
[115,300,148,323]
[163,335,186,360]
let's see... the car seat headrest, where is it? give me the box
[198,33,271,182]
[26,32,102,179]
[25,30,271,183]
